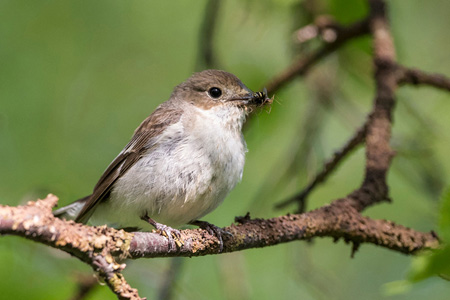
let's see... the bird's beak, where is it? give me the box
[228,88,271,107]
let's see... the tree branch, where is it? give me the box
[346,0,398,212]
[265,17,370,94]
[0,195,144,300]
[0,195,439,261]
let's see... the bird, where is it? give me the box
[54,69,271,250]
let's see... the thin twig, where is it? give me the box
[397,65,450,91]
[92,255,143,300]
[275,122,368,209]
[265,18,370,94]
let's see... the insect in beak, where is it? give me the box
[228,88,273,107]
[251,88,273,106]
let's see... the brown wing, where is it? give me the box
[75,101,183,223]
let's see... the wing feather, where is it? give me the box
[75,101,183,223]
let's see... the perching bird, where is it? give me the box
[54,69,271,250]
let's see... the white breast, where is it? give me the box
[91,104,247,230]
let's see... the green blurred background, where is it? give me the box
[1,0,450,299]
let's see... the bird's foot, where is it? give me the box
[190,220,231,252]
[141,214,183,251]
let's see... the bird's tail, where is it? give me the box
[53,195,90,222]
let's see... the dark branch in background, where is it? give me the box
[195,0,221,70]
[1,1,450,299]
[157,258,183,300]
[70,275,99,300]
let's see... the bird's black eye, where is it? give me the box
[208,87,222,99]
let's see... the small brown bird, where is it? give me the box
[54,69,270,250]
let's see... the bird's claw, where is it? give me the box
[154,223,183,250]
[191,220,230,252]
[141,214,183,251]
